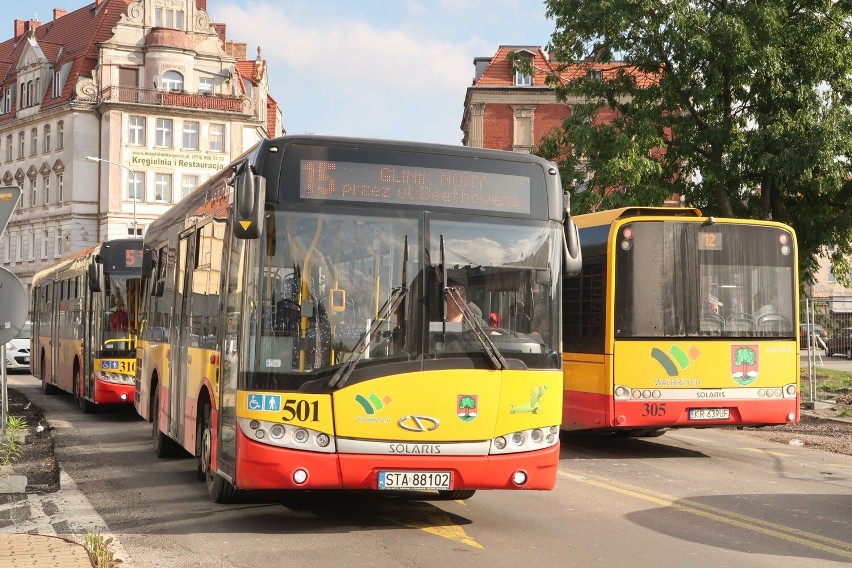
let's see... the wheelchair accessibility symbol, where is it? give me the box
[247,393,281,412]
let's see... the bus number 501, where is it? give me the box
[642,403,667,417]
[281,399,320,422]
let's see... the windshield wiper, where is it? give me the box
[445,285,508,370]
[328,236,409,389]
[327,285,408,389]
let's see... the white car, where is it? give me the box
[4,321,31,372]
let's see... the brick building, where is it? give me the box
[0,0,283,292]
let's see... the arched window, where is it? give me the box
[162,71,184,92]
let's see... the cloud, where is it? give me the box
[216,3,483,95]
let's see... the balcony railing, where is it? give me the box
[98,86,249,113]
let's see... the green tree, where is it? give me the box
[734,346,757,376]
[537,0,852,285]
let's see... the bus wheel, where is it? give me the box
[199,401,240,504]
[41,353,57,395]
[152,385,180,458]
[436,490,476,500]
[74,365,95,414]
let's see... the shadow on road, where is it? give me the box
[626,493,852,562]
[559,431,709,460]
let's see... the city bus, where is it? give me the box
[562,207,798,435]
[30,239,143,412]
[135,135,582,502]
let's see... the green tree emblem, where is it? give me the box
[458,395,477,422]
[734,347,757,385]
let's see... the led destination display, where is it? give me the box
[299,159,532,214]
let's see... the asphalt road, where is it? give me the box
[8,373,852,568]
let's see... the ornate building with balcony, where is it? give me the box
[0,0,283,291]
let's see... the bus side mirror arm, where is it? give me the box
[88,261,103,292]
[563,192,582,276]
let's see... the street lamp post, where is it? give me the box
[86,156,139,238]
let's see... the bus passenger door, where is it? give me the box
[169,231,195,443]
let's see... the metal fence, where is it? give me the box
[801,297,852,410]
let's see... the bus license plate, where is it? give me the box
[689,408,730,420]
[378,471,451,490]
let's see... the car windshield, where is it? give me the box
[13,322,31,340]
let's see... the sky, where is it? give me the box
[18,0,556,145]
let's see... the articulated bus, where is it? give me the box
[136,135,582,502]
[30,239,143,412]
[562,207,798,435]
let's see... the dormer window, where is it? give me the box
[52,70,61,98]
[155,8,185,29]
[514,69,532,86]
[589,69,604,81]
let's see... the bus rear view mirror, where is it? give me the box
[88,261,103,292]
[231,162,266,239]
[563,217,582,277]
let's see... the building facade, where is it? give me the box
[463,45,844,302]
[0,0,282,291]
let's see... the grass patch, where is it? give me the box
[801,367,852,401]
[1,416,27,468]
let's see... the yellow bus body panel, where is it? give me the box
[237,369,563,441]
[614,340,799,390]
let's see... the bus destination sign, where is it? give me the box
[300,160,532,214]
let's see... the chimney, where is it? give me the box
[15,19,40,38]
[213,23,227,48]
[196,0,208,10]
[225,41,247,61]
[53,9,67,21]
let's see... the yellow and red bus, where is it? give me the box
[135,135,582,502]
[562,207,798,435]
[30,239,142,412]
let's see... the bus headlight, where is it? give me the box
[491,426,560,454]
[238,418,336,453]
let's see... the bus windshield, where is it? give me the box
[243,208,560,390]
[614,222,796,338]
[102,274,140,350]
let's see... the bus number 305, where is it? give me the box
[281,399,320,422]
[642,403,667,417]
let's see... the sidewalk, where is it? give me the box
[0,469,130,567]
[0,470,96,567]
[0,533,92,567]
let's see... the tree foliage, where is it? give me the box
[538,0,852,285]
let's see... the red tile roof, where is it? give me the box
[474,46,557,87]
[0,0,132,119]
[473,45,656,89]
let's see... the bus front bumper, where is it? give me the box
[233,433,559,491]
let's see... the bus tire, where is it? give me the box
[436,490,476,500]
[41,353,57,395]
[74,364,95,414]
[152,385,180,458]
[199,401,240,503]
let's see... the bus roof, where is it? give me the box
[574,206,703,228]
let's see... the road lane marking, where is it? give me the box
[376,509,483,549]
[559,469,852,559]
[740,448,791,458]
